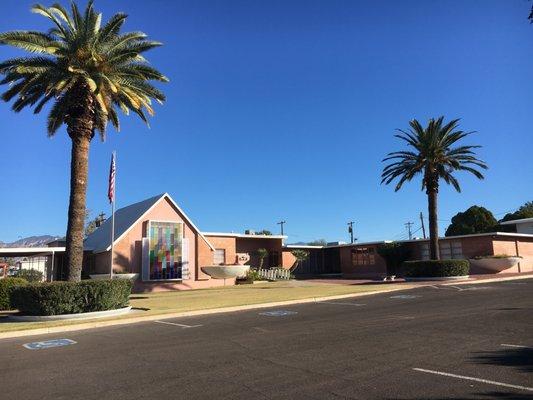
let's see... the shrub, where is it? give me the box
[0,278,28,310]
[377,242,410,276]
[403,260,470,278]
[17,269,44,282]
[11,279,132,316]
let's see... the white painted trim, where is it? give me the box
[105,193,215,252]
[500,217,533,225]
[202,232,287,239]
[0,247,65,254]
[327,232,533,248]
[283,245,324,249]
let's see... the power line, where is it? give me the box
[405,222,414,240]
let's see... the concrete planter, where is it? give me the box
[201,265,250,279]
[9,306,132,322]
[405,275,470,282]
[469,257,520,273]
[90,273,139,281]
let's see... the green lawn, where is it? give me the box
[0,280,414,334]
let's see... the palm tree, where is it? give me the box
[0,1,167,281]
[381,117,487,260]
[256,248,268,269]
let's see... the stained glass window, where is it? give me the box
[146,221,183,280]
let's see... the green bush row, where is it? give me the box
[11,279,133,316]
[403,259,470,278]
[17,269,44,282]
[0,278,28,310]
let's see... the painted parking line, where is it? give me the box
[154,320,202,328]
[501,343,530,349]
[413,368,533,392]
[316,301,366,307]
[23,338,77,350]
[259,310,298,317]
[390,295,420,299]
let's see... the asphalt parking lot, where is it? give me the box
[1,279,532,399]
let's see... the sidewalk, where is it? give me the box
[1,273,531,339]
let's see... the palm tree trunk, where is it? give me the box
[64,82,94,282]
[427,188,440,260]
[65,133,91,281]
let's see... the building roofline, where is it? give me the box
[325,232,533,248]
[283,245,324,249]
[499,217,533,225]
[202,232,287,239]
[104,193,215,253]
[0,247,65,256]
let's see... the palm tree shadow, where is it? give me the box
[389,392,533,400]
[471,348,533,373]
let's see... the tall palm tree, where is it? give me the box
[381,117,487,260]
[0,1,167,281]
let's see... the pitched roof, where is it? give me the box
[84,193,215,253]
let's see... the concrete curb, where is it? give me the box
[441,274,533,286]
[1,274,531,340]
[0,285,414,340]
[8,306,132,322]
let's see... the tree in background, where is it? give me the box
[307,239,327,246]
[377,242,410,276]
[256,230,272,236]
[381,117,487,260]
[445,206,497,237]
[84,211,106,238]
[290,249,309,272]
[0,2,167,281]
[500,201,533,223]
[256,248,268,269]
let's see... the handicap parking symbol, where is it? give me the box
[23,338,77,350]
[259,310,298,317]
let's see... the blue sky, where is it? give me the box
[1,0,532,244]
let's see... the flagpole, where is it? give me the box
[110,151,116,279]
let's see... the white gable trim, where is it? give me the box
[104,193,215,253]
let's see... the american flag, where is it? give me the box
[108,152,116,204]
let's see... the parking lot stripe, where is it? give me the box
[413,368,533,392]
[501,344,530,349]
[316,301,366,306]
[154,321,202,328]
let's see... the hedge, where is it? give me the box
[11,279,133,316]
[403,259,470,278]
[17,269,44,282]
[0,278,28,311]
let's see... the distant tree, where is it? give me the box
[256,248,268,268]
[307,239,327,246]
[445,206,497,236]
[500,201,533,222]
[381,117,487,260]
[84,211,106,238]
[377,242,410,276]
[256,230,272,236]
[290,249,309,272]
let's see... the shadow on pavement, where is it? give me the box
[471,348,533,373]
[389,391,533,400]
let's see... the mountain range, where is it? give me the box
[0,235,61,248]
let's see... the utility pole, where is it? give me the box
[405,221,414,240]
[419,212,426,239]
[277,220,286,236]
[348,221,355,244]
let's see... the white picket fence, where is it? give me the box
[257,268,291,281]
